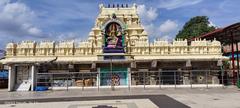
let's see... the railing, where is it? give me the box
[36,72,98,91]
[36,69,238,91]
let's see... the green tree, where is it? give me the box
[175,16,216,39]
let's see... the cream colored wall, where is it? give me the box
[6,42,17,56]
[13,41,36,56]
[35,41,55,56]
[5,39,222,57]
[55,41,74,56]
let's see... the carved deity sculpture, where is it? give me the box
[106,23,122,48]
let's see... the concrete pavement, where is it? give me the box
[0,86,239,108]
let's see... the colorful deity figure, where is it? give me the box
[106,22,122,48]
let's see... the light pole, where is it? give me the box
[110,56,115,91]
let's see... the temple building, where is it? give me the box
[0,4,227,91]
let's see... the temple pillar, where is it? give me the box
[178,68,182,84]
[31,65,36,91]
[158,68,162,85]
[8,65,16,91]
[97,68,100,87]
[184,60,192,85]
[128,68,131,88]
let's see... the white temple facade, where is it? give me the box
[4,38,222,58]
[0,4,227,91]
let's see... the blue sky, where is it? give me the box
[0,0,239,49]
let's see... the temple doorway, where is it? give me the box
[100,67,128,86]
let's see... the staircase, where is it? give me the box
[15,80,31,91]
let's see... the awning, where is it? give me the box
[134,55,229,61]
[56,56,98,63]
[0,57,57,64]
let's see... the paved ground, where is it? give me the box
[0,95,188,108]
[0,99,159,108]
[168,93,240,108]
[0,86,239,108]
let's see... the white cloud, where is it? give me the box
[142,23,155,36]
[208,20,217,28]
[137,4,159,40]
[137,5,158,22]
[137,4,180,41]
[28,27,42,35]
[142,20,178,41]
[159,20,178,34]
[0,0,9,6]
[0,1,43,38]
[52,32,82,41]
[158,0,203,10]
[161,35,171,40]
[136,0,201,41]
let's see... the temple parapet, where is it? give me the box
[55,40,74,56]
[16,40,36,56]
[190,38,221,54]
[5,39,221,56]
[170,39,188,55]
[208,39,221,54]
[36,41,55,56]
[150,40,168,55]
[75,41,93,55]
[6,42,17,56]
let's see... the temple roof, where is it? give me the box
[190,22,240,44]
